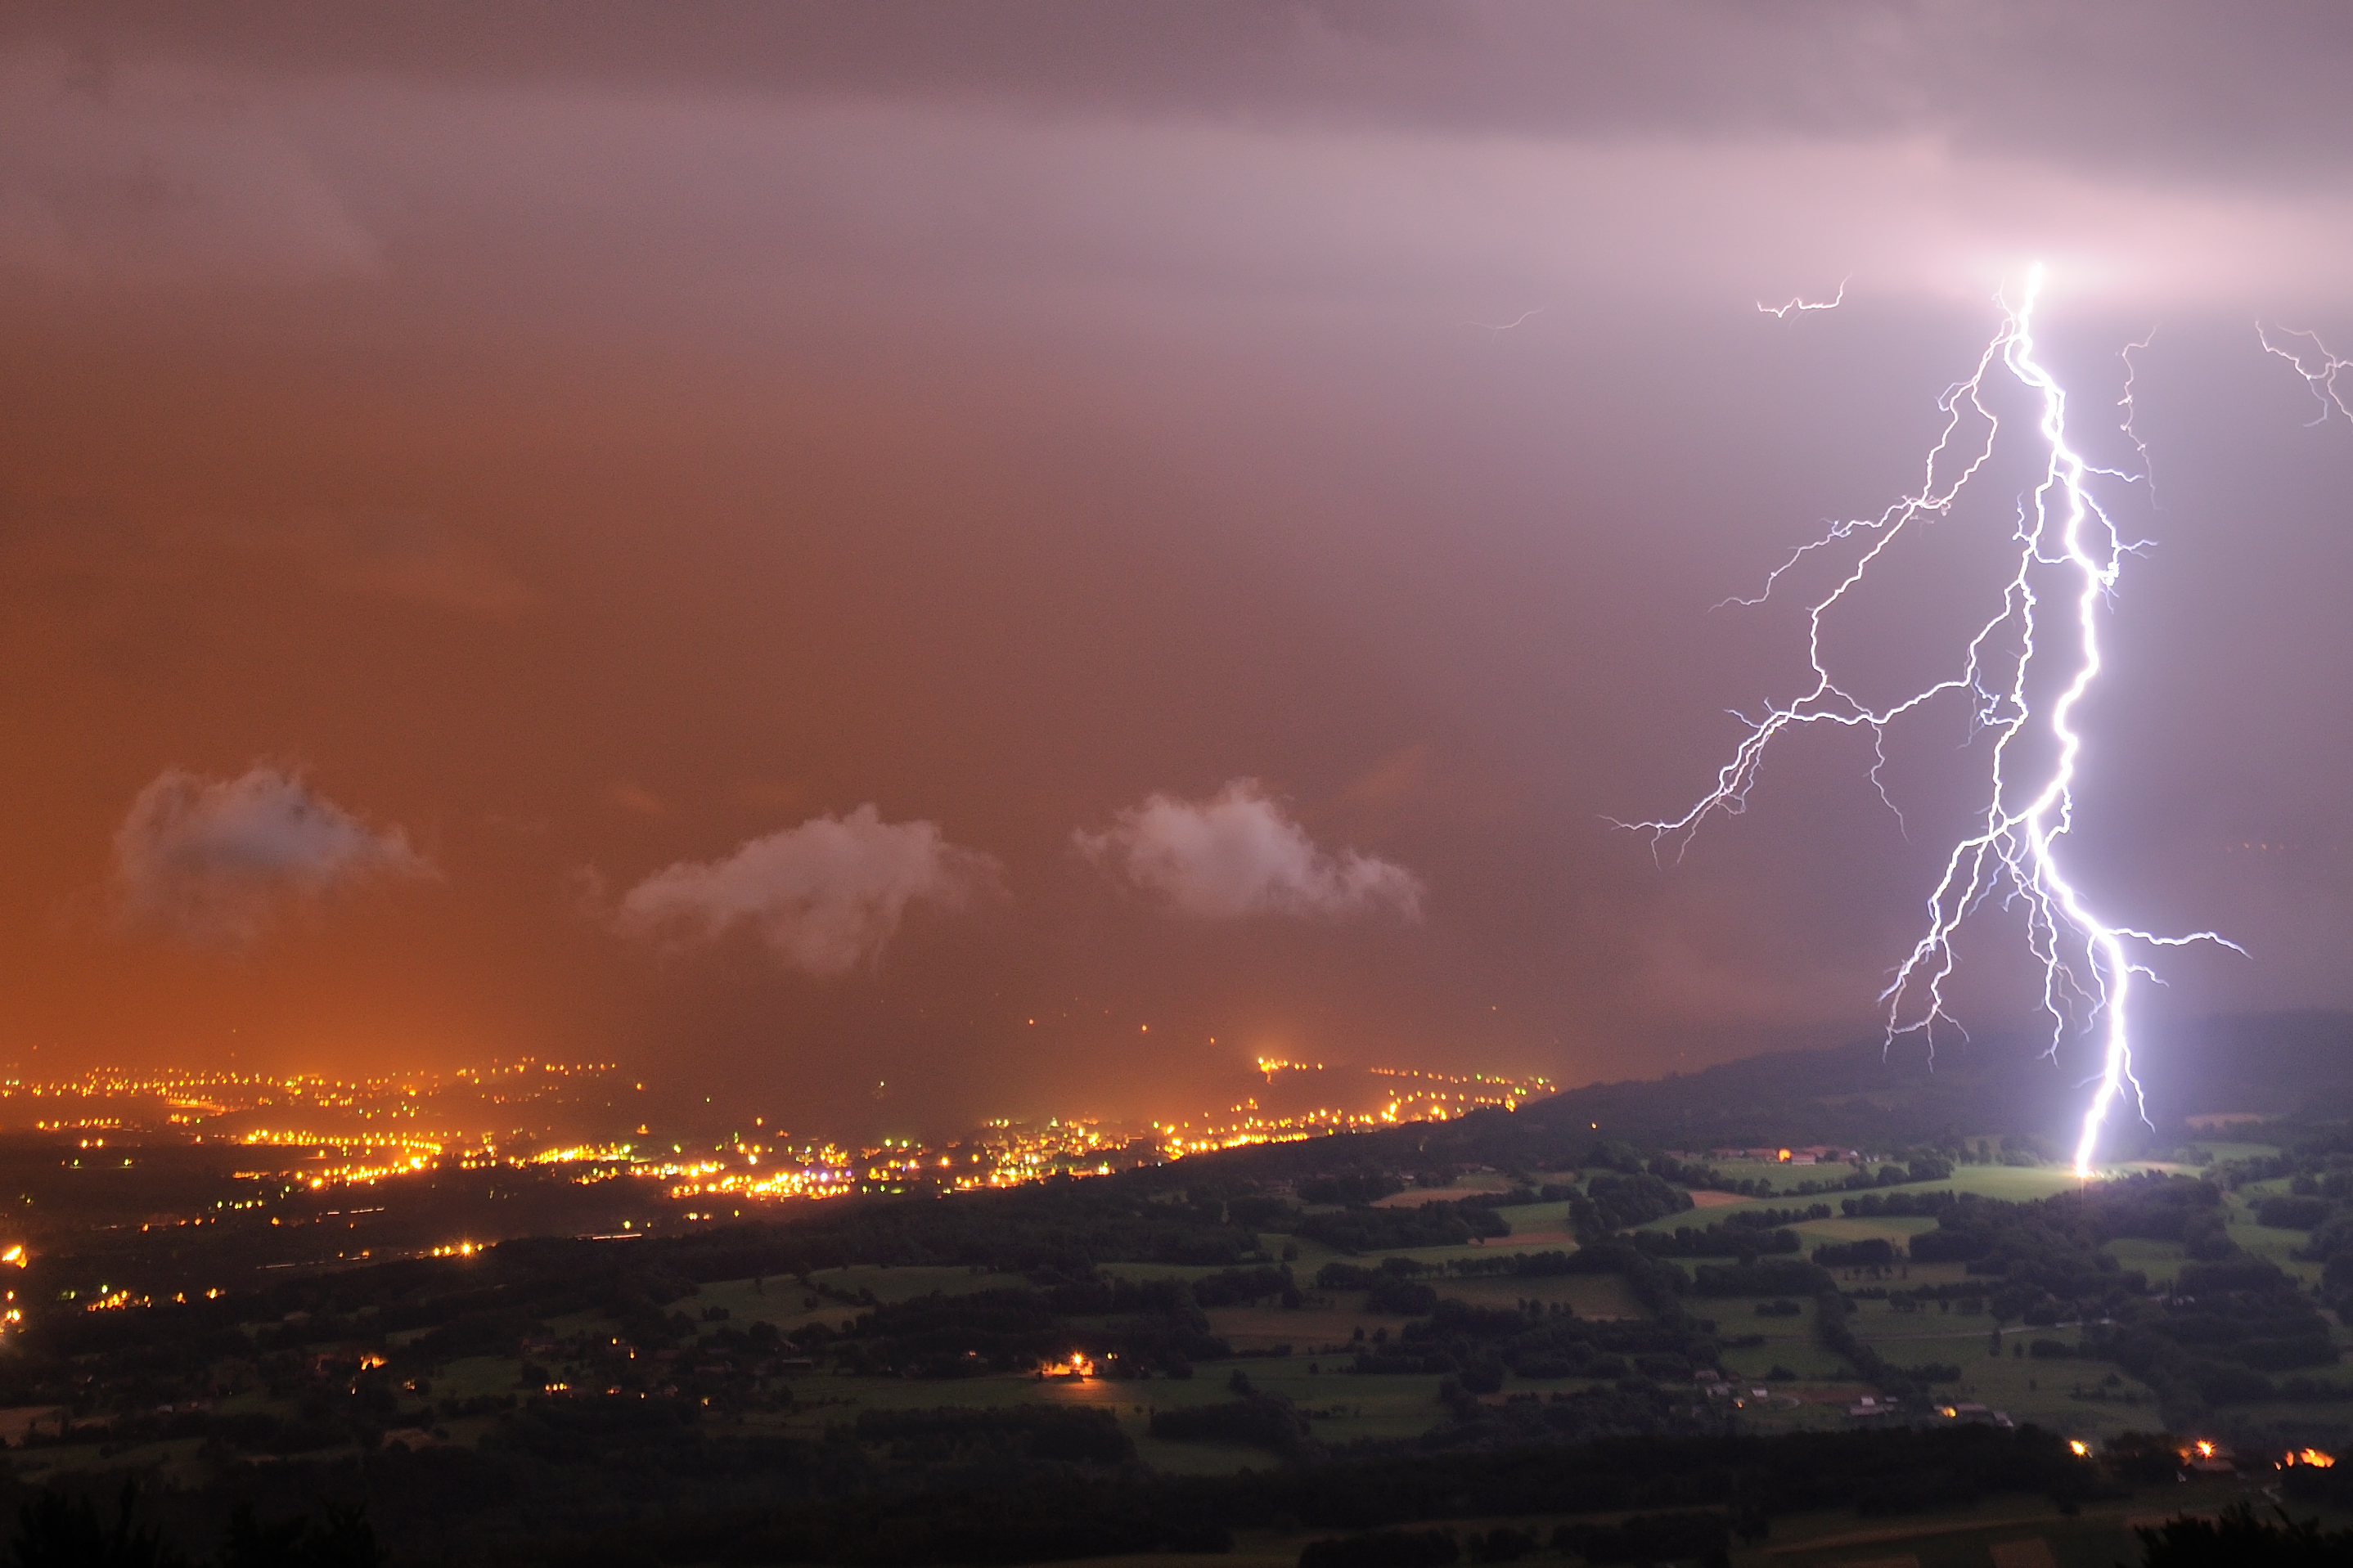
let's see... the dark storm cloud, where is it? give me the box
[3,14,2346,317]
[1076,780,1423,920]
[614,807,1000,976]
[113,766,432,948]
[0,40,378,281]
[13,2,2353,191]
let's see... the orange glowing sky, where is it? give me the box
[5,4,2353,1132]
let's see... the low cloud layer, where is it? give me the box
[614,806,997,975]
[8,11,2353,312]
[114,766,431,947]
[1077,780,1423,921]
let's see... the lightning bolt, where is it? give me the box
[1757,276,1850,318]
[2117,330,2158,505]
[1622,264,2238,1177]
[2258,322,2353,423]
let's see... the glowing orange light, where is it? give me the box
[2068,1440,2090,1457]
[2301,1448,2337,1468]
[2194,1440,2216,1458]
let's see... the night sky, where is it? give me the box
[6,3,2353,1134]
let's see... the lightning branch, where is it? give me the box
[1622,267,2237,1176]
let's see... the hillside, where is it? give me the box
[1511,1009,2353,1155]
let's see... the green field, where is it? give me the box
[1680,1161,2090,1203]
[758,1354,1457,1462]
[14,1158,2320,1494]
[2183,1140,2283,1166]
[1712,1296,1849,1386]
[640,1166,2349,1460]
[2229,1218,2323,1287]
[1737,1489,2203,1568]
[1430,1271,1645,1319]
[1369,1171,1521,1206]
[1626,1166,2086,1237]
[1005,1474,2311,1568]
[2103,1236,2186,1288]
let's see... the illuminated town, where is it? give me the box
[0,1056,1556,1211]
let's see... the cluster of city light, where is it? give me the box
[0,1251,29,1336]
[0,1060,623,1148]
[660,1154,865,1202]
[0,1058,647,1200]
[237,1129,443,1188]
[1154,1106,1392,1153]
[946,1119,1139,1188]
[669,1167,863,1201]
[1259,1061,1555,1129]
[547,1067,1557,1206]
[1,1047,1551,1211]
[529,1143,637,1165]
[1150,1063,1559,1154]
[1367,1064,1555,1097]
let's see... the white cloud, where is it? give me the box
[1075,779,1423,921]
[614,805,997,975]
[113,766,431,947]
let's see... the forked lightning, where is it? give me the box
[1624,266,2237,1176]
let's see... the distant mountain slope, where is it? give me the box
[1512,1009,2353,1153]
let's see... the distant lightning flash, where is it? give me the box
[2258,322,2353,423]
[1757,276,1849,318]
[1622,265,2238,1177]
[2117,330,2158,504]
